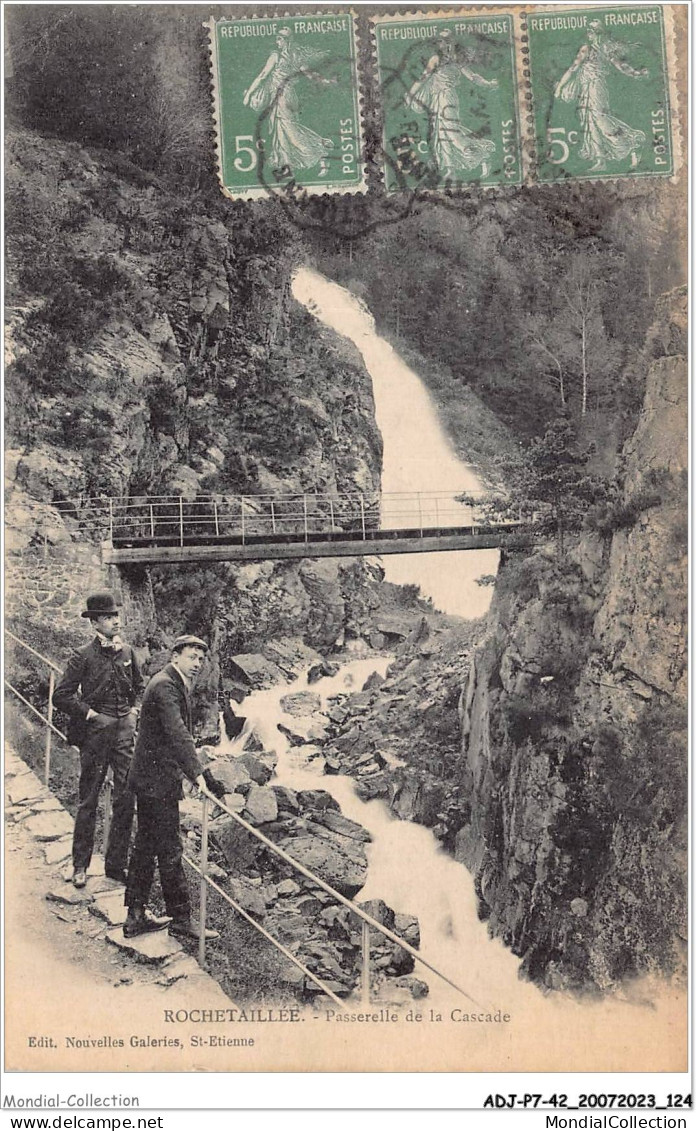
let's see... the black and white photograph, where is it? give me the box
[3,0,688,1088]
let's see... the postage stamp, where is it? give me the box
[526,6,675,183]
[372,11,522,193]
[207,14,366,198]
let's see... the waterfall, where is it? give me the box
[291,267,499,619]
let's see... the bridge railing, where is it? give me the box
[5,631,114,849]
[10,490,494,548]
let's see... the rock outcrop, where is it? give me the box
[455,288,688,993]
[5,128,384,735]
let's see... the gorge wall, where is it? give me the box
[5,128,386,729]
[455,288,688,993]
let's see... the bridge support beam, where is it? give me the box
[102,533,531,567]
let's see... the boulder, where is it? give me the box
[276,879,301,898]
[298,790,339,813]
[228,654,284,689]
[279,716,329,745]
[362,670,385,692]
[280,690,322,716]
[210,816,265,870]
[244,785,278,825]
[375,616,411,640]
[264,638,323,679]
[282,834,367,898]
[394,912,421,948]
[307,661,340,684]
[227,879,266,919]
[222,701,246,738]
[313,810,371,843]
[237,751,276,785]
[206,759,251,793]
[272,786,300,813]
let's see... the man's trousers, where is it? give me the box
[72,712,136,874]
[125,794,190,920]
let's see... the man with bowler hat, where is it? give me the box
[124,635,227,940]
[54,591,143,889]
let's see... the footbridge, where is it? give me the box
[45,491,530,565]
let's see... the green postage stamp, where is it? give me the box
[527,7,675,182]
[207,14,366,198]
[372,11,522,191]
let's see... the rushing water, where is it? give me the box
[291,267,499,619]
[219,269,684,1064]
[221,659,683,1063]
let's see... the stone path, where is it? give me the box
[5,740,235,1070]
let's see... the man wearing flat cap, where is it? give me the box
[124,635,227,940]
[54,591,143,890]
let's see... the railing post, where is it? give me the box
[240,497,246,545]
[213,500,220,538]
[434,496,440,529]
[44,671,55,787]
[270,499,276,535]
[361,920,371,1004]
[303,494,309,542]
[198,794,210,967]
[359,493,366,540]
[109,498,114,543]
[102,776,113,856]
[149,504,155,539]
[418,493,423,538]
[178,496,184,547]
[329,498,335,533]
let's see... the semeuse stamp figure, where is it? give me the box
[53,591,143,890]
[527,7,674,181]
[124,636,227,940]
[208,14,366,198]
[373,12,521,191]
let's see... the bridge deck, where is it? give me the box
[103,525,531,565]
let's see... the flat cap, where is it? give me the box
[172,635,209,654]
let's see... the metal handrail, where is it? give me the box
[6,630,481,1007]
[197,787,481,1007]
[5,634,113,846]
[183,840,345,1008]
[6,630,62,672]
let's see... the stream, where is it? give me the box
[223,269,681,1060]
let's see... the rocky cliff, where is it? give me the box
[455,288,688,993]
[5,128,385,730]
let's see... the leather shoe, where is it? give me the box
[168,919,220,942]
[123,909,172,938]
[105,868,127,885]
[72,869,87,889]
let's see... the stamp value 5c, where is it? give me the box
[527,6,674,182]
[208,14,366,198]
[372,11,522,192]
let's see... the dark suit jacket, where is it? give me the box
[127,663,203,800]
[54,638,144,745]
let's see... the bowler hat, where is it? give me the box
[81,591,121,619]
[172,635,209,654]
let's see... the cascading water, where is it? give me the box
[291,267,499,619]
[220,267,682,1063]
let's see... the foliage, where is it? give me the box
[464,418,608,552]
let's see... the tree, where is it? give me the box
[559,255,623,417]
[462,418,607,553]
